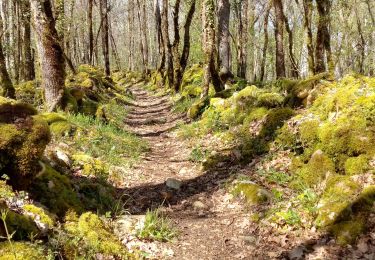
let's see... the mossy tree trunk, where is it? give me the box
[273,0,286,79]
[303,0,315,75]
[30,0,65,111]
[217,0,231,81]
[202,0,223,96]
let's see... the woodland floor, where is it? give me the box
[117,83,375,260]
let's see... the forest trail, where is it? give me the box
[121,83,261,259]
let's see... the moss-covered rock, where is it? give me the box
[293,150,335,189]
[63,212,128,259]
[30,165,82,217]
[187,96,210,119]
[232,181,271,205]
[315,175,361,228]
[330,218,365,245]
[0,98,50,189]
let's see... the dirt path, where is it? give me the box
[119,84,375,260]
[121,84,261,259]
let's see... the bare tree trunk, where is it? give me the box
[315,0,332,74]
[31,0,65,111]
[180,0,196,73]
[217,0,231,80]
[100,0,110,76]
[274,0,286,78]
[172,0,181,91]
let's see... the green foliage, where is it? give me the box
[67,113,148,168]
[137,210,177,242]
[0,242,48,260]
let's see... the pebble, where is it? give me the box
[166,178,183,190]
[192,201,207,210]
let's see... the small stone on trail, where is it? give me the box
[240,235,256,245]
[192,201,207,210]
[166,178,183,190]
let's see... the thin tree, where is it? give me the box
[100,0,110,76]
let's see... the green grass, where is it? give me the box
[173,96,198,114]
[137,209,178,242]
[66,113,149,166]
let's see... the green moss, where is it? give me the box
[15,81,44,108]
[260,108,295,139]
[0,97,37,123]
[181,64,204,97]
[293,150,335,189]
[232,181,270,205]
[299,119,320,146]
[314,175,361,228]
[63,212,127,259]
[330,219,365,245]
[344,155,369,175]
[30,165,83,217]
[257,92,284,108]
[22,204,54,228]
[187,97,210,119]
[0,242,47,260]
[72,154,108,177]
[0,105,50,188]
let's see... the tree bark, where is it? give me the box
[100,0,110,76]
[217,0,231,80]
[161,0,173,87]
[260,2,271,81]
[31,0,65,111]
[21,0,35,81]
[303,0,315,75]
[274,0,286,78]
[315,0,332,74]
[88,0,94,64]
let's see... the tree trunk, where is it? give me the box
[217,0,231,80]
[21,0,35,81]
[154,0,164,73]
[161,0,173,87]
[303,0,315,75]
[30,0,65,111]
[283,12,299,78]
[100,0,110,76]
[274,0,286,78]
[260,2,271,81]
[202,0,222,96]
[179,0,196,73]
[136,0,147,72]
[172,0,181,91]
[88,0,94,64]
[315,0,332,74]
